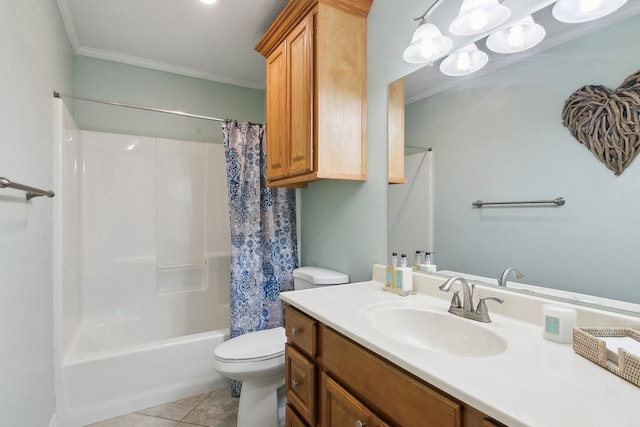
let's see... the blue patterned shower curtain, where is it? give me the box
[222,120,298,395]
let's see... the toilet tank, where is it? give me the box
[293,266,349,290]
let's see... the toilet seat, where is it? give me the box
[215,327,286,363]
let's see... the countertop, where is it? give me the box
[280,275,640,427]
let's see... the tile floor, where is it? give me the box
[86,388,239,427]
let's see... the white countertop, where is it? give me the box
[280,276,640,427]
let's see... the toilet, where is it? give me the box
[212,266,349,427]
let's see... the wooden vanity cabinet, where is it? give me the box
[285,305,318,426]
[284,305,506,427]
[256,0,372,187]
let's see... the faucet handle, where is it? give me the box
[476,296,504,315]
[450,290,462,308]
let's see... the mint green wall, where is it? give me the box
[0,1,74,425]
[405,15,640,302]
[299,0,423,281]
[73,56,265,144]
[71,1,424,284]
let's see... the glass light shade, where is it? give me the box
[486,15,546,54]
[449,0,511,36]
[440,43,489,76]
[552,0,627,23]
[403,23,453,64]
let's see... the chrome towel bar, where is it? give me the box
[0,177,55,200]
[472,197,565,208]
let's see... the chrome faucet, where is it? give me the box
[439,276,503,323]
[499,267,523,287]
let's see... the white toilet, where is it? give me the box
[212,266,349,427]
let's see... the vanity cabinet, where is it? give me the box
[255,0,372,187]
[285,305,318,426]
[284,305,506,427]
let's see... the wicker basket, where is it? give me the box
[573,327,640,387]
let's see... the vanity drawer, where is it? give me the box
[286,343,317,426]
[285,305,318,357]
[321,372,390,427]
[285,404,308,427]
[320,325,462,427]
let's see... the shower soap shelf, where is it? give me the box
[573,327,640,387]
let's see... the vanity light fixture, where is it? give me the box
[440,43,488,76]
[486,15,546,54]
[403,0,452,64]
[449,0,511,36]
[552,0,627,23]
[200,0,217,4]
[403,21,453,64]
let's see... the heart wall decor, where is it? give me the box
[561,69,640,176]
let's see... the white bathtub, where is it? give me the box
[52,102,234,426]
[57,325,229,427]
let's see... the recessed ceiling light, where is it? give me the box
[200,0,217,5]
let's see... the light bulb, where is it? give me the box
[470,9,489,31]
[507,25,525,49]
[420,41,437,60]
[456,52,471,71]
[440,43,488,76]
[579,0,601,14]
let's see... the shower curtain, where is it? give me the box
[222,120,298,396]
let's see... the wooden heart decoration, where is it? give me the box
[561,69,640,175]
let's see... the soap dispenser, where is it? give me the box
[419,252,437,273]
[386,252,398,288]
[395,254,413,292]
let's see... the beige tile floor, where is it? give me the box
[85,388,239,427]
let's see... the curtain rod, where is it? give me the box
[53,91,226,123]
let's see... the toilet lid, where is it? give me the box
[215,327,286,362]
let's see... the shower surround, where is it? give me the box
[52,100,231,426]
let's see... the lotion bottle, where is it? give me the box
[386,252,398,288]
[412,251,422,270]
[419,252,437,273]
[395,254,413,292]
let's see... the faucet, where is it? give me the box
[439,276,503,323]
[498,267,523,287]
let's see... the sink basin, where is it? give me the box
[364,307,507,357]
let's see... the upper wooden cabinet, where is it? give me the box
[256,0,372,187]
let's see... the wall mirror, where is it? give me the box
[389,0,640,315]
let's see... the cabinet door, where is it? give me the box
[266,42,288,180]
[287,13,313,176]
[286,344,317,426]
[321,373,390,427]
[286,404,308,427]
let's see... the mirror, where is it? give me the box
[388,1,640,312]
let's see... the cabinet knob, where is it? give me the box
[291,379,300,389]
[290,327,301,335]
[355,420,366,427]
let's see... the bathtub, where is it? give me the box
[52,102,234,426]
[57,324,229,427]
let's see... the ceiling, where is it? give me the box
[56,0,289,90]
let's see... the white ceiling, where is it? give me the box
[56,0,289,90]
